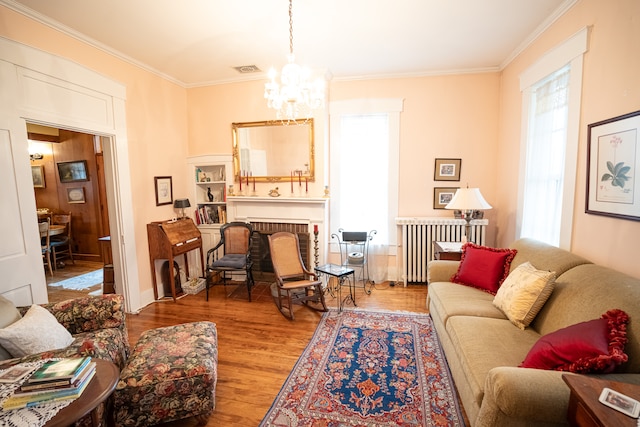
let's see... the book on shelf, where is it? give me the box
[26,357,91,384]
[2,364,95,410]
[17,361,96,393]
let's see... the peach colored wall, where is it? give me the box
[496,0,640,278]
[0,6,189,296]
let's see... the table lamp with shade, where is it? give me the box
[173,198,191,219]
[445,187,492,243]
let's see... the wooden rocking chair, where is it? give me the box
[268,232,327,320]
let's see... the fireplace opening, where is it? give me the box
[250,222,311,280]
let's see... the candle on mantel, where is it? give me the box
[290,171,294,192]
[253,177,256,191]
[305,178,308,192]
[246,172,250,187]
[239,171,242,191]
[298,171,301,185]
[313,224,318,234]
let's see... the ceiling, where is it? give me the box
[6,0,575,87]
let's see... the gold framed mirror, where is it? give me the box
[232,119,315,182]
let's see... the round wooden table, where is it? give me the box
[45,359,119,427]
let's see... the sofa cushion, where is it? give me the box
[451,243,517,295]
[0,296,21,361]
[493,262,556,330]
[0,304,74,357]
[521,309,629,373]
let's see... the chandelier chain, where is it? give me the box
[289,0,294,56]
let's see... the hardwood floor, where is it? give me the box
[126,280,435,427]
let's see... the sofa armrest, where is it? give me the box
[19,294,127,336]
[426,260,459,283]
[477,367,570,426]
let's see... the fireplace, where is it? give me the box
[226,196,329,277]
[250,222,310,278]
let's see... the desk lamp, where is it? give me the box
[173,198,191,219]
[445,187,491,243]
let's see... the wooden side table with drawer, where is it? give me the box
[433,241,463,261]
[562,374,640,427]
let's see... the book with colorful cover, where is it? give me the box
[2,366,95,410]
[26,357,91,384]
[16,362,96,395]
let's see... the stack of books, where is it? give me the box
[2,357,95,410]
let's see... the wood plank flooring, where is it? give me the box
[46,260,104,302]
[126,281,438,427]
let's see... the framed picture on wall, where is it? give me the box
[586,110,640,221]
[57,160,88,183]
[31,165,45,188]
[433,187,459,209]
[66,187,86,204]
[434,158,461,181]
[154,176,173,206]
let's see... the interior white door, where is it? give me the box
[0,61,48,305]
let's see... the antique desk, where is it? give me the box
[147,218,205,301]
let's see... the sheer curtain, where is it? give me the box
[329,99,403,283]
[520,66,570,246]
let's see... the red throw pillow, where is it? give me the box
[520,309,630,373]
[450,243,517,295]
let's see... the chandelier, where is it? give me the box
[264,0,324,122]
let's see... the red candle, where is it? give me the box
[239,171,242,191]
[313,224,318,234]
[305,178,308,192]
[246,172,249,186]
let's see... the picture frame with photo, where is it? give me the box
[57,160,89,183]
[154,176,173,206]
[31,165,45,188]
[586,110,640,221]
[434,158,461,181]
[66,187,86,204]
[598,387,640,418]
[434,187,459,209]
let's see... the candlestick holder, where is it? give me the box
[313,229,319,267]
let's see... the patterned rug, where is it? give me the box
[48,269,103,290]
[260,309,466,427]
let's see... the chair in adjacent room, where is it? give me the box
[268,231,327,320]
[39,219,53,277]
[206,221,255,301]
[50,212,75,268]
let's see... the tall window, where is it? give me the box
[329,99,402,251]
[520,66,570,246]
[518,28,587,249]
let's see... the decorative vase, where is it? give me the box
[207,187,214,202]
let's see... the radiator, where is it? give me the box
[396,217,488,285]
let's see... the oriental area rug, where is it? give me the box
[260,309,466,427]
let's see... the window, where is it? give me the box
[329,99,403,250]
[517,28,587,249]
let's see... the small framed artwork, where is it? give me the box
[586,110,640,221]
[31,165,45,188]
[155,176,173,206]
[66,187,85,204]
[434,158,461,181]
[434,187,459,209]
[57,160,88,183]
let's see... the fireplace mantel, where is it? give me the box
[227,196,330,265]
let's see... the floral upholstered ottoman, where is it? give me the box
[113,321,218,426]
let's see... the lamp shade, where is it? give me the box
[445,188,492,211]
[173,198,191,209]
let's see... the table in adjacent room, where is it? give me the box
[315,264,355,311]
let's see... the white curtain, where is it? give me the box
[521,66,570,246]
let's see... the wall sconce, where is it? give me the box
[173,198,191,219]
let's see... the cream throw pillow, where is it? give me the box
[0,295,22,360]
[0,304,74,357]
[493,261,556,330]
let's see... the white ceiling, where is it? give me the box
[5,0,575,87]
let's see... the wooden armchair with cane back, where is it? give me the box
[268,231,327,320]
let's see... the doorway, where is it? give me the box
[29,125,111,302]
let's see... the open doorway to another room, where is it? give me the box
[29,124,111,303]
